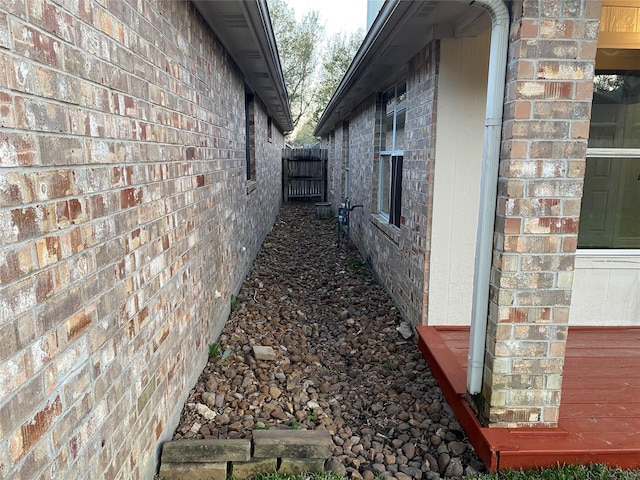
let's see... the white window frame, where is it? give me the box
[378,82,406,224]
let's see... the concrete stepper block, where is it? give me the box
[161,439,251,463]
[159,461,227,480]
[252,430,333,459]
[231,457,277,479]
[279,458,326,474]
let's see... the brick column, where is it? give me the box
[479,0,602,427]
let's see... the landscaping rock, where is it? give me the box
[170,203,484,479]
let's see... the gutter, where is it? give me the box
[467,0,510,395]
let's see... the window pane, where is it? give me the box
[590,74,640,148]
[379,156,391,216]
[397,82,407,104]
[384,111,394,151]
[395,109,406,152]
[578,157,640,248]
[390,156,403,227]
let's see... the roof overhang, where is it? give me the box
[314,0,491,137]
[192,0,293,133]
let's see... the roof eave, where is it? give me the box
[314,0,407,137]
[314,0,490,137]
[192,0,293,133]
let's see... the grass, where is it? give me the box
[478,464,640,479]
[243,465,640,480]
[250,473,346,480]
[344,258,368,276]
[230,294,238,311]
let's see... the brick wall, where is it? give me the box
[324,41,439,328]
[0,1,284,479]
[480,0,601,427]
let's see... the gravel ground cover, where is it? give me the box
[172,202,484,479]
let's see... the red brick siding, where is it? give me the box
[0,1,284,478]
[481,0,602,427]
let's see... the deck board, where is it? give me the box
[416,326,640,472]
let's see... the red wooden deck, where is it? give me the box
[416,326,640,472]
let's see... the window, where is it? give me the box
[378,82,406,227]
[267,117,273,143]
[245,90,256,181]
[578,72,640,248]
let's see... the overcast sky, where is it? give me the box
[288,0,368,36]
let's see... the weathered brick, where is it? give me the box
[495,340,549,358]
[0,241,35,284]
[36,235,62,268]
[11,21,64,69]
[508,389,561,407]
[512,357,565,375]
[1,4,287,480]
[14,97,68,132]
[28,1,78,44]
[0,322,19,362]
[514,324,567,341]
[540,19,574,38]
[0,277,39,320]
[517,289,572,307]
[0,132,39,167]
[492,374,544,390]
[14,435,53,480]
[19,396,62,455]
[253,430,333,459]
[39,137,84,166]
[0,11,10,48]
[489,407,542,425]
[0,91,14,128]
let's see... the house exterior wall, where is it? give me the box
[480,0,602,427]
[0,1,284,479]
[428,31,490,326]
[328,128,342,203]
[321,0,605,428]
[323,42,439,327]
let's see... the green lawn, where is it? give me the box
[248,464,640,480]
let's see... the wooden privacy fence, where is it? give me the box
[282,147,327,202]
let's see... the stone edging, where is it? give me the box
[159,430,333,480]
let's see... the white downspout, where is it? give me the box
[467,0,510,395]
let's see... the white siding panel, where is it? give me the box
[569,252,640,325]
[427,30,490,326]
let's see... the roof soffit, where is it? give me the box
[192,0,293,132]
